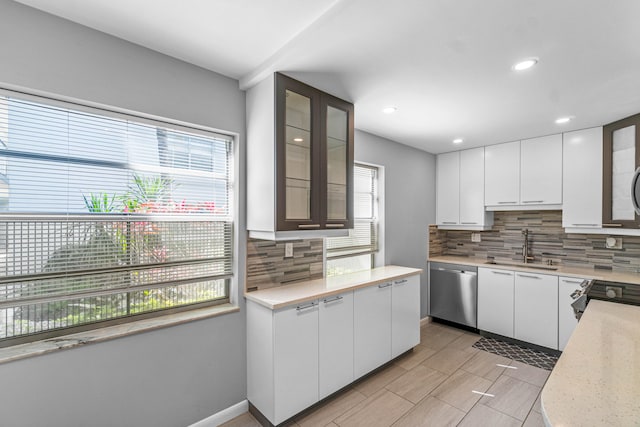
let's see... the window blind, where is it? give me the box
[0,94,233,344]
[326,164,378,260]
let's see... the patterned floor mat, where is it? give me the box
[472,336,559,371]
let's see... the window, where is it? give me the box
[0,93,234,345]
[326,163,379,276]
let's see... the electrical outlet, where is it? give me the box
[471,233,481,243]
[285,242,293,258]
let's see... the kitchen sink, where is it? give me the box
[484,261,558,271]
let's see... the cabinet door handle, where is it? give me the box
[323,295,343,304]
[296,302,317,311]
[378,282,392,288]
[394,279,408,285]
[461,222,478,224]
[518,274,541,279]
[497,201,517,204]
[522,200,544,204]
[298,224,320,229]
[603,223,623,228]
[562,279,585,284]
[441,221,457,225]
[571,223,599,227]
[491,271,512,276]
[325,223,345,228]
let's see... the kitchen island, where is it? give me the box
[541,299,640,426]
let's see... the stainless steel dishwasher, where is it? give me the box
[429,262,477,328]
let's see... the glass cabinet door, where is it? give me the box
[603,113,640,228]
[324,97,353,229]
[285,90,312,221]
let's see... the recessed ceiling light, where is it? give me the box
[555,117,572,124]
[293,137,304,142]
[512,58,538,71]
[453,138,463,144]
[382,106,397,114]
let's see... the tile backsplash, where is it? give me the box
[430,210,640,273]
[246,238,324,292]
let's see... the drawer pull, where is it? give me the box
[394,279,408,285]
[602,223,623,228]
[325,223,345,228]
[298,224,320,229]
[296,302,317,311]
[562,279,584,284]
[497,201,517,204]
[518,274,541,279]
[323,295,343,304]
[522,200,544,204]
[442,221,457,224]
[378,282,393,288]
[461,222,478,224]
[571,223,599,227]
[491,271,512,276]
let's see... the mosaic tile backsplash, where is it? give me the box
[246,238,324,292]
[430,210,640,273]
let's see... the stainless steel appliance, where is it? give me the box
[429,262,477,328]
[571,278,640,320]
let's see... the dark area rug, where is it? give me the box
[472,336,559,371]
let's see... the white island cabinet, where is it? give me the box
[354,282,392,377]
[246,266,421,425]
[319,291,354,399]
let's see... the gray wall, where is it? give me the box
[0,2,247,427]
[355,130,436,317]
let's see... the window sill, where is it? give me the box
[0,303,239,365]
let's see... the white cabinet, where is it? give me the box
[436,151,460,226]
[485,136,563,210]
[485,141,520,207]
[558,276,584,350]
[354,282,392,378]
[437,148,493,230]
[319,291,354,399]
[460,147,493,228]
[247,299,319,425]
[391,276,421,357]
[514,272,558,349]
[562,127,603,229]
[520,134,563,206]
[478,268,515,338]
[248,272,421,424]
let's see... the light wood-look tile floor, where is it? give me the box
[222,321,549,427]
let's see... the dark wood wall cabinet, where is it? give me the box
[602,112,640,228]
[247,73,354,240]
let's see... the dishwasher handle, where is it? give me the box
[431,267,477,276]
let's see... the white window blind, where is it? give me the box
[326,164,378,275]
[0,94,233,344]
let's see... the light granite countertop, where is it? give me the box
[428,255,640,284]
[541,299,640,426]
[244,265,423,310]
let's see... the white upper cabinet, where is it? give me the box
[485,137,563,210]
[436,151,460,226]
[460,147,492,227]
[485,141,520,207]
[520,134,563,206]
[437,148,493,230]
[562,127,603,229]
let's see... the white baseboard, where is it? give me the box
[189,400,248,427]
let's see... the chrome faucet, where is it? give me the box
[522,229,534,263]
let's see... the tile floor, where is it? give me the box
[222,321,549,427]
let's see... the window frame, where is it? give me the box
[0,87,238,347]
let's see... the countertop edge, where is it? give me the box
[428,255,640,284]
[244,266,422,310]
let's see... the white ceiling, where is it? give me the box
[14,0,640,154]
